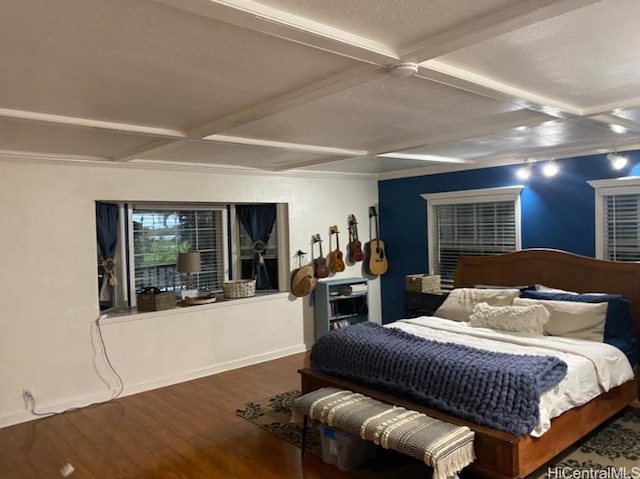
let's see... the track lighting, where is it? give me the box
[607,152,627,170]
[515,158,559,179]
[542,160,558,177]
[516,159,534,180]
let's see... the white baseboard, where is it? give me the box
[0,344,308,429]
[121,344,308,396]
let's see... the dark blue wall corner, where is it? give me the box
[378,151,640,324]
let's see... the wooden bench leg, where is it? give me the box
[301,415,308,459]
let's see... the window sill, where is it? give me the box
[99,291,289,325]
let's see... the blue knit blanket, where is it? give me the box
[310,322,568,436]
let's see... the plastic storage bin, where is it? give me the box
[318,424,377,471]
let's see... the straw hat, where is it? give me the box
[291,265,317,297]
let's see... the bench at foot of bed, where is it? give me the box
[292,387,475,479]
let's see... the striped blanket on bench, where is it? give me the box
[292,387,475,479]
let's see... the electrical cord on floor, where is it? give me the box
[23,315,125,417]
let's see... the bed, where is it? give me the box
[299,249,640,479]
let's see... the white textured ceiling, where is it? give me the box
[2,0,640,179]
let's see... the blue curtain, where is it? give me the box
[237,204,276,290]
[96,202,119,310]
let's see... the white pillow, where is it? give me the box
[434,288,520,322]
[469,302,550,335]
[513,297,607,342]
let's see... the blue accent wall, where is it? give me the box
[378,151,640,323]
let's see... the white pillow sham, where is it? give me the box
[434,288,520,322]
[469,302,550,335]
[513,297,607,342]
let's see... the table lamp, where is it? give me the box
[177,251,201,290]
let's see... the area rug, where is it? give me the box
[237,391,640,479]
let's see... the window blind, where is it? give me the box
[132,209,224,292]
[603,193,640,261]
[434,201,516,288]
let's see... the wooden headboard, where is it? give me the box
[454,248,640,337]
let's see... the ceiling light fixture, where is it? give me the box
[516,158,535,180]
[387,62,418,78]
[607,152,628,170]
[542,160,559,177]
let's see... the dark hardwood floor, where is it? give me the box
[0,352,365,479]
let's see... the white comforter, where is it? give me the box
[387,316,634,436]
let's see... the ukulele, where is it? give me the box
[367,206,388,275]
[347,214,365,262]
[311,234,330,278]
[329,225,346,272]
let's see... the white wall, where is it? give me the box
[0,158,380,428]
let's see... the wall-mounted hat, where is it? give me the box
[291,265,317,297]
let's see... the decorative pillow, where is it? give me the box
[520,291,634,341]
[513,297,607,342]
[434,288,520,322]
[469,302,549,335]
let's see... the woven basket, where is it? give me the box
[137,291,176,311]
[223,279,256,299]
[405,274,441,293]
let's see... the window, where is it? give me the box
[132,207,225,292]
[96,202,285,311]
[422,187,523,289]
[589,177,640,261]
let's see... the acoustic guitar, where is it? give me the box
[367,206,388,275]
[311,234,330,278]
[329,225,346,272]
[347,214,365,262]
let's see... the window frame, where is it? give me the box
[100,201,288,312]
[588,176,640,260]
[422,186,523,287]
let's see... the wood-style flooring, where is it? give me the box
[0,352,366,479]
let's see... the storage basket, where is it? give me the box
[405,274,441,293]
[137,291,176,311]
[318,424,376,471]
[223,279,256,299]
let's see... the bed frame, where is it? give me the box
[299,249,640,479]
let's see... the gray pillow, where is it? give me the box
[513,297,607,342]
[434,288,520,322]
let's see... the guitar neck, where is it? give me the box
[370,207,380,240]
[349,216,359,242]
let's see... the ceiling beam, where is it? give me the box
[0,108,186,138]
[418,61,583,115]
[268,154,350,172]
[401,0,601,62]
[116,63,382,161]
[414,64,640,140]
[153,0,397,64]
[121,0,615,165]
[587,114,640,137]
[364,110,555,156]
[187,63,382,138]
[203,135,366,156]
